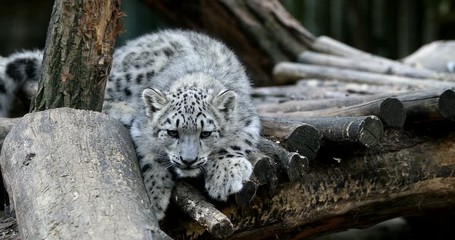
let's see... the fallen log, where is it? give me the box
[400,89,455,122]
[0,108,170,239]
[273,116,384,147]
[167,126,455,239]
[310,36,455,81]
[257,88,454,116]
[298,51,449,80]
[260,117,321,161]
[261,97,406,128]
[273,62,455,88]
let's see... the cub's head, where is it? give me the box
[142,87,236,177]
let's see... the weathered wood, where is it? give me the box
[172,182,234,239]
[32,0,123,111]
[235,180,258,206]
[400,89,455,122]
[0,108,169,239]
[267,116,384,147]
[261,97,406,128]
[257,138,308,182]
[311,36,455,81]
[298,50,452,80]
[273,62,455,88]
[170,127,455,239]
[260,117,321,161]
[248,152,277,188]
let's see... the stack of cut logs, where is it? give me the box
[161,37,455,239]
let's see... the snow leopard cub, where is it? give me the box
[0,30,260,220]
[106,30,260,220]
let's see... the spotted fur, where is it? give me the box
[0,50,42,117]
[1,30,260,221]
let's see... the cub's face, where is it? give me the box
[142,87,236,177]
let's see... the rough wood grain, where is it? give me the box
[260,117,321,161]
[32,0,123,111]
[261,97,406,128]
[257,138,308,182]
[172,182,234,239]
[286,116,384,147]
[0,108,169,239]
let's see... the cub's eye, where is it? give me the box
[200,131,212,139]
[167,130,179,138]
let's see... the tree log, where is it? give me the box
[32,0,123,112]
[273,62,455,87]
[0,108,169,239]
[261,97,406,128]
[262,116,384,147]
[260,117,321,161]
[172,182,234,239]
[298,50,453,80]
[311,36,455,81]
[166,126,455,239]
[257,138,308,182]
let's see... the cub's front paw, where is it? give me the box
[204,157,252,201]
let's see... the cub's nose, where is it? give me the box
[180,156,198,166]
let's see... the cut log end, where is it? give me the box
[235,180,257,206]
[358,116,384,147]
[379,98,406,127]
[284,124,321,161]
[286,153,308,182]
[438,89,455,120]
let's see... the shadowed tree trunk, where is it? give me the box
[32,0,123,112]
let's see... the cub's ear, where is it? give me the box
[142,88,167,117]
[212,90,236,121]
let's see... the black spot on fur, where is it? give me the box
[218,149,228,155]
[231,146,241,151]
[6,58,38,82]
[125,73,132,82]
[146,71,154,80]
[136,74,144,84]
[244,139,252,146]
[141,163,152,173]
[124,88,132,96]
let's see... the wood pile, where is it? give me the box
[157,40,455,239]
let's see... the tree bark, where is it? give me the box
[0,108,169,239]
[32,0,123,112]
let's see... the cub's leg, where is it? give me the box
[139,159,174,220]
[203,153,252,201]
